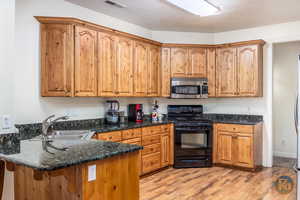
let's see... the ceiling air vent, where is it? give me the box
[104,0,127,8]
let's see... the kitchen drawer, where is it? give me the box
[97,131,122,142]
[142,143,161,156]
[122,138,142,145]
[216,124,253,133]
[122,128,141,140]
[142,126,162,136]
[161,125,170,133]
[142,152,161,174]
[142,135,160,146]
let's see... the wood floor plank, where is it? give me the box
[140,167,296,200]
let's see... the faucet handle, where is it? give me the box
[43,115,55,123]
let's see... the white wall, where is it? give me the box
[152,31,214,44]
[0,0,15,199]
[273,42,300,158]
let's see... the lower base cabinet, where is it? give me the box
[95,124,174,176]
[213,123,263,170]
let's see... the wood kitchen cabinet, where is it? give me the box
[147,45,160,96]
[213,123,262,170]
[188,48,207,77]
[98,32,117,96]
[40,24,74,97]
[237,45,263,96]
[216,44,263,97]
[133,41,148,96]
[95,124,174,176]
[74,26,98,97]
[161,48,171,97]
[207,48,216,97]
[216,47,237,97]
[116,37,134,96]
[171,48,189,77]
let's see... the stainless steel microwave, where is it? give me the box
[171,78,208,99]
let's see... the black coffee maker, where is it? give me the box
[128,104,144,123]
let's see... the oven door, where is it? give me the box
[174,128,212,168]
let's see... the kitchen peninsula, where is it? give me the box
[0,137,142,200]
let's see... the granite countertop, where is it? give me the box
[0,139,142,171]
[198,113,263,125]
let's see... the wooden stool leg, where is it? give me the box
[0,160,5,200]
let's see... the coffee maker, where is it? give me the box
[128,104,144,123]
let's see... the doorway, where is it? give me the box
[272,41,300,168]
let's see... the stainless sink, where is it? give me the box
[34,130,95,141]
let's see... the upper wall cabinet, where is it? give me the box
[98,32,117,97]
[116,37,134,96]
[40,24,74,97]
[237,45,263,97]
[170,48,189,77]
[216,47,237,97]
[188,48,207,77]
[74,26,98,97]
[216,44,263,97]
[148,45,160,96]
[36,16,264,98]
[133,41,148,96]
[161,48,171,97]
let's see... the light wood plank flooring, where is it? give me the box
[140,167,296,200]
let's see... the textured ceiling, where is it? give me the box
[67,0,300,33]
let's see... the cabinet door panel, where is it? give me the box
[75,26,98,96]
[216,48,237,97]
[171,48,188,77]
[234,133,253,168]
[161,48,171,97]
[188,48,207,77]
[148,45,160,96]
[161,134,170,167]
[237,45,260,96]
[116,37,133,96]
[133,42,148,96]
[207,48,216,97]
[98,32,116,96]
[41,24,74,97]
[217,131,233,164]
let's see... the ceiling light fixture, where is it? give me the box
[104,0,127,8]
[166,0,220,16]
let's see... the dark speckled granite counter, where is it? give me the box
[0,139,142,171]
[196,113,263,125]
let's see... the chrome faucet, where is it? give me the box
[41,115,70,154]
[42,115,69,139]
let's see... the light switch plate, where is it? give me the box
[2,115,12,130]
[88,165,96,182]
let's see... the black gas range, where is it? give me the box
[168,105,213,168]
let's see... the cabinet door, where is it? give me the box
[161,48,171,97]
[116,37,134,96]
[148,45,160,96]
[217,131,233,165]
[188,48,207,77]
[133,41,148,96]
[171,48,188,77]
[237,45,262,96]
[207,48,216,97]
[161,134,170,167]
[98,32,117,96]
[234,133,253,168]
[41,24,74,97]
[74,26,98,96]
[216,48,237,97]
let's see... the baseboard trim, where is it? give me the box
[273,151,297,159]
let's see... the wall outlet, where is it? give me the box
[2,115,12,130]
[88,165,96,182]
[281,139,286,146]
